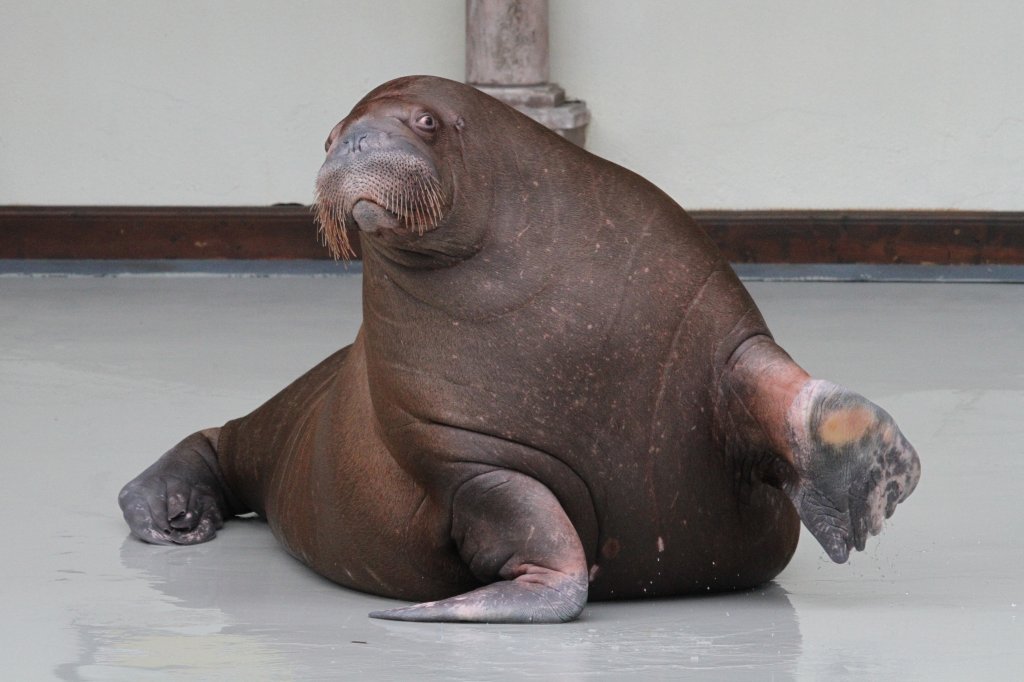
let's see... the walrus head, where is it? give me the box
[315,76,596,282]
[314,78,462,260]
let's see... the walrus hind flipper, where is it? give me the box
[786,381,921,564]
[370,470,589,623]
[118,429,238,545]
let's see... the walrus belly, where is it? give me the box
[587,476,800,600]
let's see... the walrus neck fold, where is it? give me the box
[361,157,578,321]
[359,141,582,319]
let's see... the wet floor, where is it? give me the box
[1,273,1021,680]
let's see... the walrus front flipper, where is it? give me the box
[370,470,589,623]
[118,429,242,545]
[786,380,922,563]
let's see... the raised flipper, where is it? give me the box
[370,469,589,623]
[785,380,921,563]
[118,428,242,545]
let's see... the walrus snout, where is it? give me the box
[331,121,417,158]
[314,121,449,258]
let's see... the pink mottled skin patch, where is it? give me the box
[819,406,876,446]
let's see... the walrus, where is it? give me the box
[118,75,921,623]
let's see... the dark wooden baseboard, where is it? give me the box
[693,210,1024,265]
[2,206,1022,264]
[0,205,335,260]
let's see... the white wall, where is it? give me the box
[2,1,1022,209]
[552,0,1024,210]
[0,1,465,205]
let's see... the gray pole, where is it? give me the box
[465,0,590,145]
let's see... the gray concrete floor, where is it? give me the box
[1,273,1021,680]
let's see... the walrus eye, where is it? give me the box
[414,113,437,133]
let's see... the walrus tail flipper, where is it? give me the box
[784,380,921,563]
[118,428,245,545]
[370,470,589,623]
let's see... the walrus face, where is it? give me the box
[314,99,454,259]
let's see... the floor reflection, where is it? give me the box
[93,521,803,678]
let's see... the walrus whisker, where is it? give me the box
[431,182,444,224]
[313,184,356,261]
[426,187,440,230]
[415,188,427,235]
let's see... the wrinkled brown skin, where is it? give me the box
[119,76,921,623]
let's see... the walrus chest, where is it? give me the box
[365,296,735,532]
[364,289,716,456]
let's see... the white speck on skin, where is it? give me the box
[657,536,665,552]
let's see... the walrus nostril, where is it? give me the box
[339,133,364,154]
[339,132,373,155]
